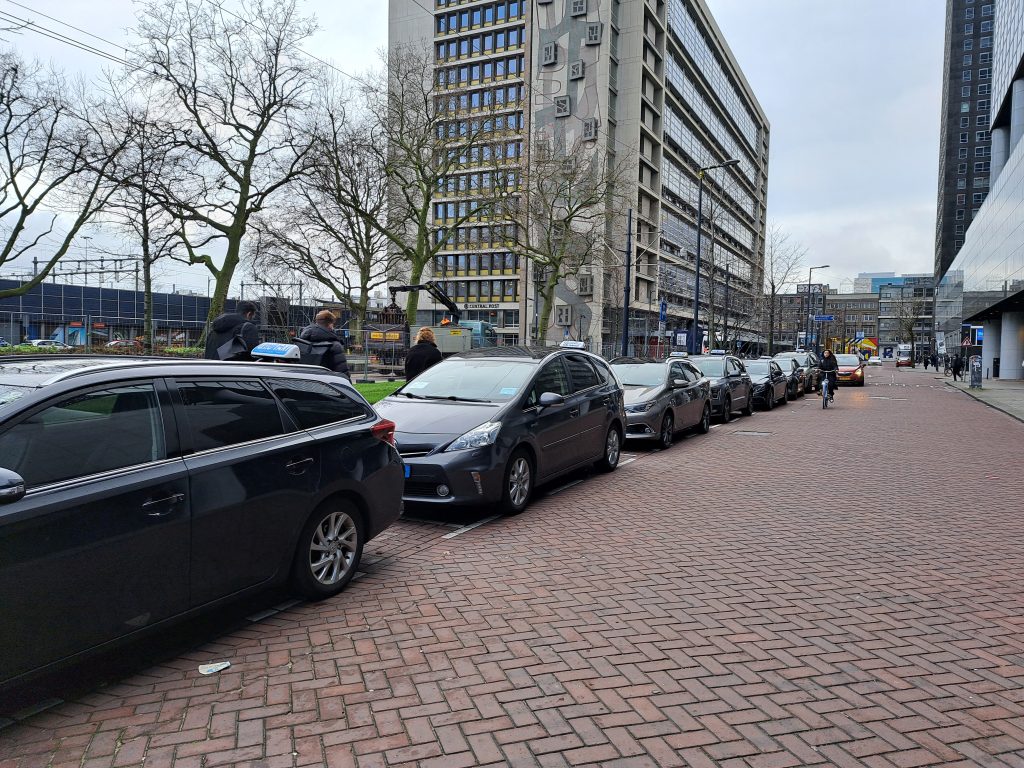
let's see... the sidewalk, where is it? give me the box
[946,374,1024,423]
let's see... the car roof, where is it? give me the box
[609,357,665,365]
[0,355,347,389]
[448,345,603,363]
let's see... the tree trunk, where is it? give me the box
[538,274,558,344]
[404,260,425,323]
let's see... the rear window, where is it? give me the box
[176,380,285,452]
[267,378,371,429]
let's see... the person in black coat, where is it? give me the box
[951,354,964,381]
[204,300,260,360]
[819,348,839,401]
[298,310,350,377]
[405,326,443,380]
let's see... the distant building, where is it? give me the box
[824,292,879,355]
[878,275,935,359]
[853,272,899,294]
[935,0,994,282]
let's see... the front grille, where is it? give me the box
[399,451,430,459]
[404,481,448,498]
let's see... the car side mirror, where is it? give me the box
[538,391,565,408]
[0,468,26,504]
[672,378,687,388]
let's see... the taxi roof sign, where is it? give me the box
[559,340,587,349]
[251,342,301,360]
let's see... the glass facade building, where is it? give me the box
[937,0,1024,379]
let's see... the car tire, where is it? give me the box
[742,393,754,417]
[500,448,533,515]
[763,390,774,410]
[658,412,674,449]
[721,395,733,423]
[291,500,364,601]
[782,387,789,404]
[595,425,622,473]
[697,403,711,434]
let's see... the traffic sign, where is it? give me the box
[814,315,834,322]
[659,300,667,322]
[962,337,972,346]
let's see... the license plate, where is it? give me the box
[404,465,411,478]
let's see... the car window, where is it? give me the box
[684,362,703,380]
[564,354,600,392]
[267,378,370,429]
[526,359,570,407]
[0,384,165,488]
[727,359,741,375]
[176,380,284,452]
[591,357,618,386]
[672,363,694,383]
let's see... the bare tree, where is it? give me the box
[129,0,320,329]
[509,134,631,343]
[761,223,806,354]
[895,290,926,366]
[251,91,397,333]
[0,52,129,298]
[356,45,509,321]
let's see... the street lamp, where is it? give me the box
[690,158,740,355]
[804,264,829,353]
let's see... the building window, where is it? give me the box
[979,52,991,64]
[961,101,970,113]
[976,130,989,141]
[976,146,990,157]
[958,163,967,174]
[957,178,967,189]
[955,239,964,248]
[955,224,965,234]
[976,115,987,125]
[961,86,971,97]
[979,68,991,79]
[978,84,991,95]
[963,54,973,65]
[956,209,965,220]
[973,192,986,204]
[982,4,993,15]
[977,99,989,111]
[974,161,990,172]
[980,36,991,48]
[965,23,974,34]
[957,193,966,204]
[965,6,974,17]
[960,117,970,127]
[981,20,992,32]
[960,131,969,143]
[959,147,968,159]
[963,70,972,81]
[963,39,973,50]
[973,176,988,187]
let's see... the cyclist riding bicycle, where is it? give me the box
[819,349,839,403]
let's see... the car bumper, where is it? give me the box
[751,386,772,403]
[401,445,507,507]
[624,409,662,440]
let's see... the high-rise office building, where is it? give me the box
[388,0,769,351]
[935,0,995,283]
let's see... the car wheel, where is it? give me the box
[721,395,733,423]
[763,390,774,410]
[595,425,622,473]
[291,500,364,601]
[782,386,789,404]
[658,412,674,449]
[500,448,533,515]
[697,403,711,434]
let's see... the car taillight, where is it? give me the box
[371,419,396,446]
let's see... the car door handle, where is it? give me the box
[568,408,580,418]
[286,456,315,473]
[142,493,185,517]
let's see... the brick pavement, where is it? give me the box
[2,365,1023,767]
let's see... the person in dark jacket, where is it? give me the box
[298,310,350,377]
[819,348,839,401]
[405,326,443,380]
[951,353,964,381]
[204,300,260,360]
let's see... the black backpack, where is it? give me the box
[293,337,334,369]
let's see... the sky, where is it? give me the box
[0,0,945,296]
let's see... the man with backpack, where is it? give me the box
[296,310,351,378]
[204,300,260,361]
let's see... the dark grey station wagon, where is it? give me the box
[0,356,402,688]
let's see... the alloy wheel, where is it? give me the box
[508,456,531,508]
[308,511,358,587]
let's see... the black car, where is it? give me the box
[774,351,821,393]
[375,344,625,514]
[0,356,402,689]
[773,356,805,399]
[610,356,712,448]
[690,354,754,422]
[744,359,789,410]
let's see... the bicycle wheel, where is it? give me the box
[822,381,828,409]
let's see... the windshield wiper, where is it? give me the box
[423,394,492,403]
[402,391,427,399]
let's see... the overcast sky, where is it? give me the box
[1,0,944,294]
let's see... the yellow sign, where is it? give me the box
[369,331,384,340]
[448,329,463,335]
[384,332,401,341]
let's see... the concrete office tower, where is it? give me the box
[935,0,995,284]
[937,0,1024,380]
[388,0,769,351]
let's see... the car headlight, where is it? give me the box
[446,421,502,452]
[625,401,657,413]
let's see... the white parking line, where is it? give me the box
[548,478,586,495]
[442,515,500,539]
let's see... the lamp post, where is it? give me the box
[804,264,829,353]
[689,158,740,355]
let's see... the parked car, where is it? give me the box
[835,353,867,385]
[0,338,9,348]
[610,356,711,447]
[867,355,883,366]
[744,358,789,409]
[689,354,754,422]
[0,356,403,689]
[773,356,805,399]
[774,350,821,392]
[375,343,625,515]
[26,339,71,349]
[896,352,913,367]
[105,339,143,350]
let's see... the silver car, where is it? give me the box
[610,357,712,448]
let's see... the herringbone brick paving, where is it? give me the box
[2,366,1022,767]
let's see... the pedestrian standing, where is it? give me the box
[923,355,929,370]
[204,300,260,361]
[297,310,351,378]
[951,354,964,382]
[405,326,443,380]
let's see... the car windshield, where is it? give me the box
[0,384,31,411]
[745,361,771,375]
[396,358,535,402]
[611,363,665,387]
[776,354,807,366]
[836,355,861,365]
[693,358,725,377]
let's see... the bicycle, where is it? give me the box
[821,374,836,409]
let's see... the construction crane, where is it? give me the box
[388,281,462,324]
